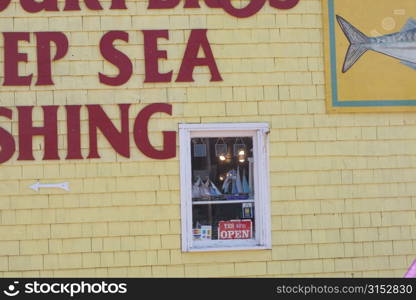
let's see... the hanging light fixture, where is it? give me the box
[192,138,207,157]
[238,149,246,162]
[215,138,228,162]
[233,137,246,163]
[233,137,246,156]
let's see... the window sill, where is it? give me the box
[185,238,270,253]
[185,245,271,253]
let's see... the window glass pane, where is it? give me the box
[191,137,255,243]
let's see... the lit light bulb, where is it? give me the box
[239,158,245,163]
[219,175,224,181]
[219,155,226,161]
[238,150,245,155]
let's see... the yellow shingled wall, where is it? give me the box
[0,0,415,277]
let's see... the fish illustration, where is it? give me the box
[336,15,416,72]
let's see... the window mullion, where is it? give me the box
[254,129,263,246]
[180,128,192,251]
[258,128,271,248]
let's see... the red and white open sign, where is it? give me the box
[218,220,253,240]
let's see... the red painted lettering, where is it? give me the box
[109,0,127,9]
[148,0,179,9]
[0,103,178,164]
[17,106,59,160]
[87,104,131,158]
[63,0,102,10]
[143,30,172,83]
[3,32,32,86]
[133,103,176,159]
[176,29,222,82]
[219,0,265,18]
[20,0,58,13]
[35,32,69,85]
[64,0,127,10]
[65,105,83,159]
[269,0,299,9]
[0,108,15,164]
[99,31,133,86]
[0,0,12,11]
[184,0,221,8]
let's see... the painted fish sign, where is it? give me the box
[323,0,416,112]
[337,16,416,73]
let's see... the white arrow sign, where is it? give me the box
[29,182,70,192]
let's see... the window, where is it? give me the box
[179,123,271,252]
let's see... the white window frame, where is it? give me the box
[179,123,271,252]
